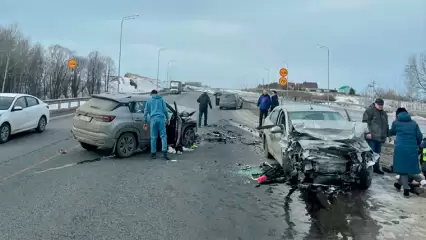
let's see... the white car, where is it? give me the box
[0,93,50,143]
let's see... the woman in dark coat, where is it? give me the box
[390,107,423,197]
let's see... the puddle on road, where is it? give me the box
[234,163,426,239]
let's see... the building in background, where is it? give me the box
[338,85,352,95]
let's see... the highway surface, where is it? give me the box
[1,91,426,239]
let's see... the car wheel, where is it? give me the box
[0,123,11,144]
[35,116,47,133]
[219,107,223,110]
[182,127,196,148]
[358,167,373,190]
[80,142,98,151]
[263,136,273,159]
[116,132,137,158]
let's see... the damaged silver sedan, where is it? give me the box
[259,104,379,190]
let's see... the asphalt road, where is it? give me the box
[1,91,426,240]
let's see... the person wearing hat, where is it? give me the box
[362,98,389,174]
[270,90,279,111]
[390,107,423,197]
[143,90,170,160]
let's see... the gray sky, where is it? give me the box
[1,0,425,91]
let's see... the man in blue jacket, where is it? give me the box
[257,90,271,127]
[144,90,170,160]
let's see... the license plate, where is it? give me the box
[79,115,92,122]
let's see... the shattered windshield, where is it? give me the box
[289,111,345,121]
[0,97,14,110]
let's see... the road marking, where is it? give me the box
[0,144,79,185]
[33,163,76,174]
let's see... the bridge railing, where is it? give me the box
[43,91,170,116]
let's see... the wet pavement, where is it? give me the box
[1,91,426,239]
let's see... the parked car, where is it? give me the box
[0,93,50,143]
[71,93,197,158]
[219,93,243,109]
[259,103,378,190]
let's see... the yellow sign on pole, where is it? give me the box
[67,58,78,69]
[279,77,288,86]
[279,68,288,77]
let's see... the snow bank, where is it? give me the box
[109,76,165,94]
[335,95,361,105]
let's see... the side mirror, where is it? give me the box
[271,126,284,134]
[12,106,23,111]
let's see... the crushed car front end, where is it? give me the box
[283,120,379,189]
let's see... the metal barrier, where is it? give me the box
[44,91,170,116]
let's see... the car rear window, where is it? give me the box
[81,97,119,111]
[222,94,235,99]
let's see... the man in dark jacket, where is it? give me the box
[362,98,389,174]
[270,90,279,111]
[257,90,271,127]
[197,91,212,127]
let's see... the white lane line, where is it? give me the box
[33,163,76,174]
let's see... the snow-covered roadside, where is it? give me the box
[108,76,165,94]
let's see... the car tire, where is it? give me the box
[358,167,373,190]
[80,142,98,151]
[115,132,137,158]
[35,116,47,133]
[182,127,196,147]
[219,107,223,110]
[263,136,273,159]
[0,123,11,144]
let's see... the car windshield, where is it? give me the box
[289,111,345,121]
[0,97,14,110]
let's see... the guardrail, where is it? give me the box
[44,91,170,117]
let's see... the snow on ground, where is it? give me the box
[335,95,361,105]
[108,76,165,94]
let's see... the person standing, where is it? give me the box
[270,90,279,111]
[197,91,212,127]
[362,98,389,174]
[390,107,423,197]
[143,90,170,160]
[257,90,271,127]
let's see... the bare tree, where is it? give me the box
[404,52,426,100]
[0,24,115,99]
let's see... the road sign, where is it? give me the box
[279,68,288,77]
[67,58,77,69]
[279,77,288,86]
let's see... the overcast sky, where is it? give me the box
[1,0,425,91]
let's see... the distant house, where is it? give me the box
[295,82,318,91]
[338,85,352,94]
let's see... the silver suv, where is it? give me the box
[71,93,197,158]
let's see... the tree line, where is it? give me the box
[0,24,116,100]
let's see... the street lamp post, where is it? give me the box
[156,48,167,89]
[117,14,139,93]
[317,45,330,104]
[264,69,270,91]
[166,60,176,83]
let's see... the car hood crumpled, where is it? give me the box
[291,120,368,141]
